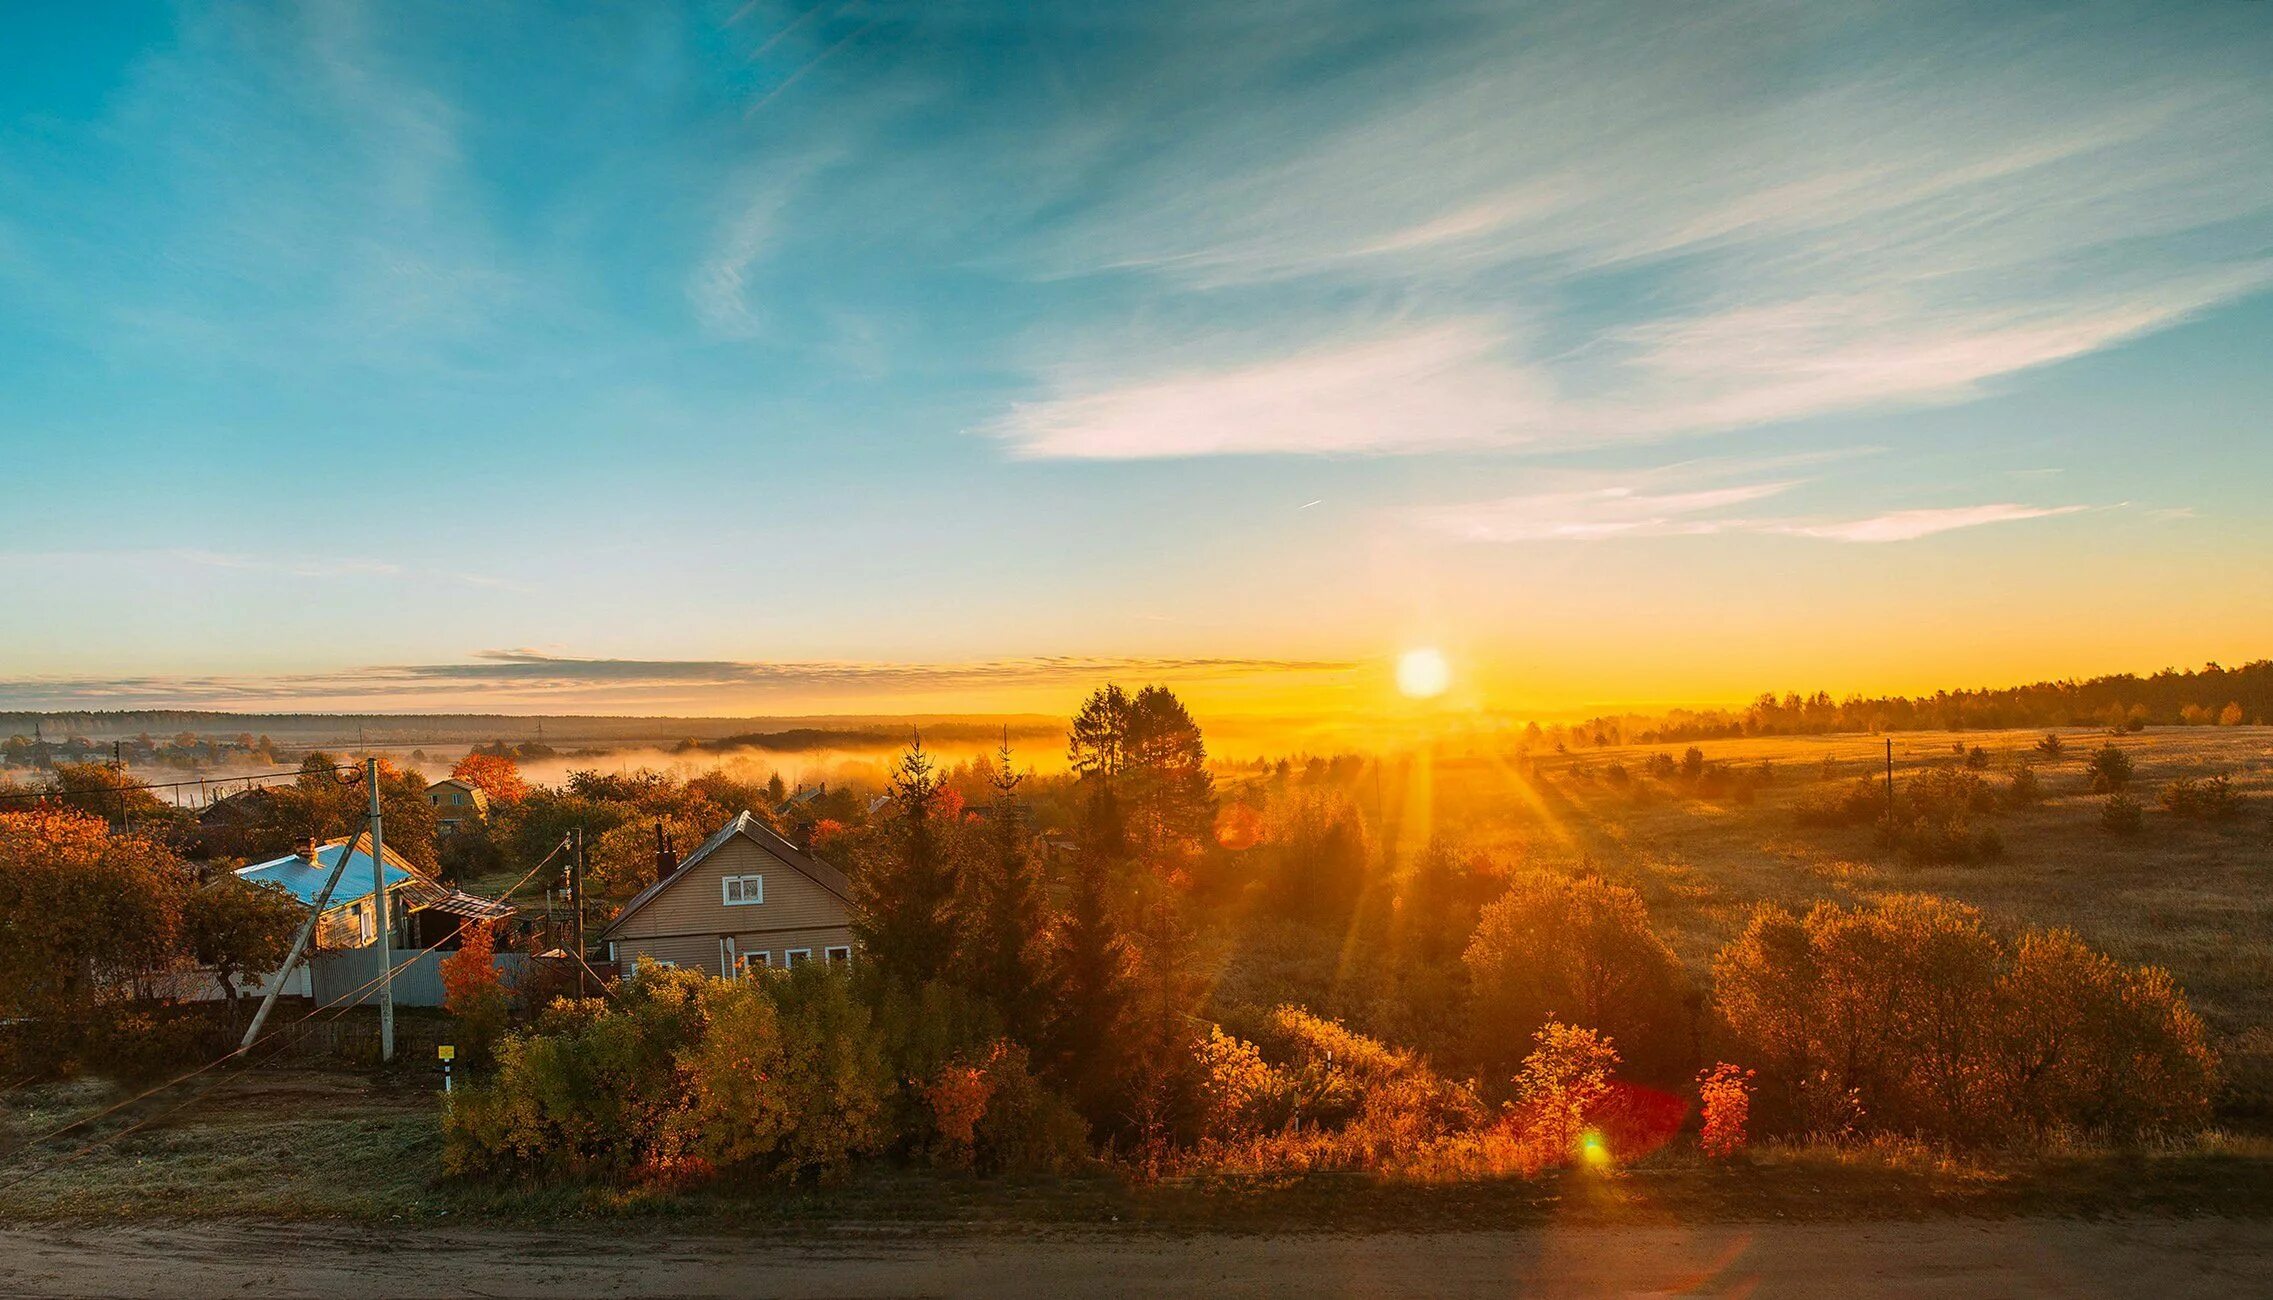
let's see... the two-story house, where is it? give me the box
[598,811,853,976]
[424,777,491,833]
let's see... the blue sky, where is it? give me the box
[2,1,2270,716]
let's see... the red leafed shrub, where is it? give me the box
[439,921,510,1065]
[1697,1062,1754,1158]
[925,1057,996,1166]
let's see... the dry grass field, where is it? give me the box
[1463,727,2273,1108]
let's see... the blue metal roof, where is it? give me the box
[235,842,416,910]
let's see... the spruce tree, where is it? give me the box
[976,734,1047,1040]
[852,734,961,986]
[1048,783,1133,1124]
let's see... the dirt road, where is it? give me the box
[2,1218,2269,1298]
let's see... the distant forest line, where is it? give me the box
[4,658,2270,751]
[1575,660,2272,745]
[0,710,1063,747]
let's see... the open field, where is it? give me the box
[1389,726,2273,1107]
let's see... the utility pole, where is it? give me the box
[241,824,360,1050]
[570,824,586,998]
[1884,737,1896,831]
[369,757,394,1064]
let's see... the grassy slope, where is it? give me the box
[4,1072,2273,1229]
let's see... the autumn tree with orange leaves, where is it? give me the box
[451,753,531,807]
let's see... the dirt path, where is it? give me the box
[2,1218,2270,1298]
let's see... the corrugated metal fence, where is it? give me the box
[309,950,530,1008]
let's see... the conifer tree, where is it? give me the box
[1048,783,1134,1123]
[974,734,1047,1040]
[852,734,962,987]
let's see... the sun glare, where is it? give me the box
[1396,647,1451,699]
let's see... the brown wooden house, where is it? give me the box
[598,811,854,976]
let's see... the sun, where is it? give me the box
[1396,647,1451,699]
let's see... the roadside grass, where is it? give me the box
[6,1071,2273,1231]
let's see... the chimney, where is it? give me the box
[292,836,317,863]
[654,819,678,883]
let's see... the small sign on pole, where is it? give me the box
[438,1044,456,1093]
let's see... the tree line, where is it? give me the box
[1558,660,2270,745]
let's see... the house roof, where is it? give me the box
[235,835,424,911]
[197,786,278,826]
[601,810,850,939]
[773,785,826,814]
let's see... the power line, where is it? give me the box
[0,763,363,804]
[0,835,575,1191]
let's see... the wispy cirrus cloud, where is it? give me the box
[1000,320,1549,459]
[1769,504,2088,544]
[0,650,1358,712]
[1412,463,2091,545]
[1411,481,1800,543]
[989,3,2273,459]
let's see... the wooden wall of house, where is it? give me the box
[606,833,853,976]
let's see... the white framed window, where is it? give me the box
[721,874,764,906]
[784,948,813,968]
[736,950,770,975]
[824,946,851,965]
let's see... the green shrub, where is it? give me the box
[442,965,707,1182]
[1463,874,1692,1084]
[2086,744,2134,792]
[1713,895,2215,1144]
[2160,774,2241,821]
[1794,776,1884,828]
[762,963,894,1180]
[967,1041,1092,1174]
[1881,768,2004,864]
[2101,793,2144,836]
[443,959,1083,1188]
[2004,764,2043,807]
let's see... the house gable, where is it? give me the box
[601,812,851,942]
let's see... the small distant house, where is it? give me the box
[773,782,827,817]
[600,811,853,977]
[424,777,491,832]
[193,785,282,858]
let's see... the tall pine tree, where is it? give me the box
[852,734,962,987]
[972,733,1047,1040]
[1048,782,1135,1126]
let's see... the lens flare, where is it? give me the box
[1579,1129,1612,1170]
[1396,647,1451,699]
